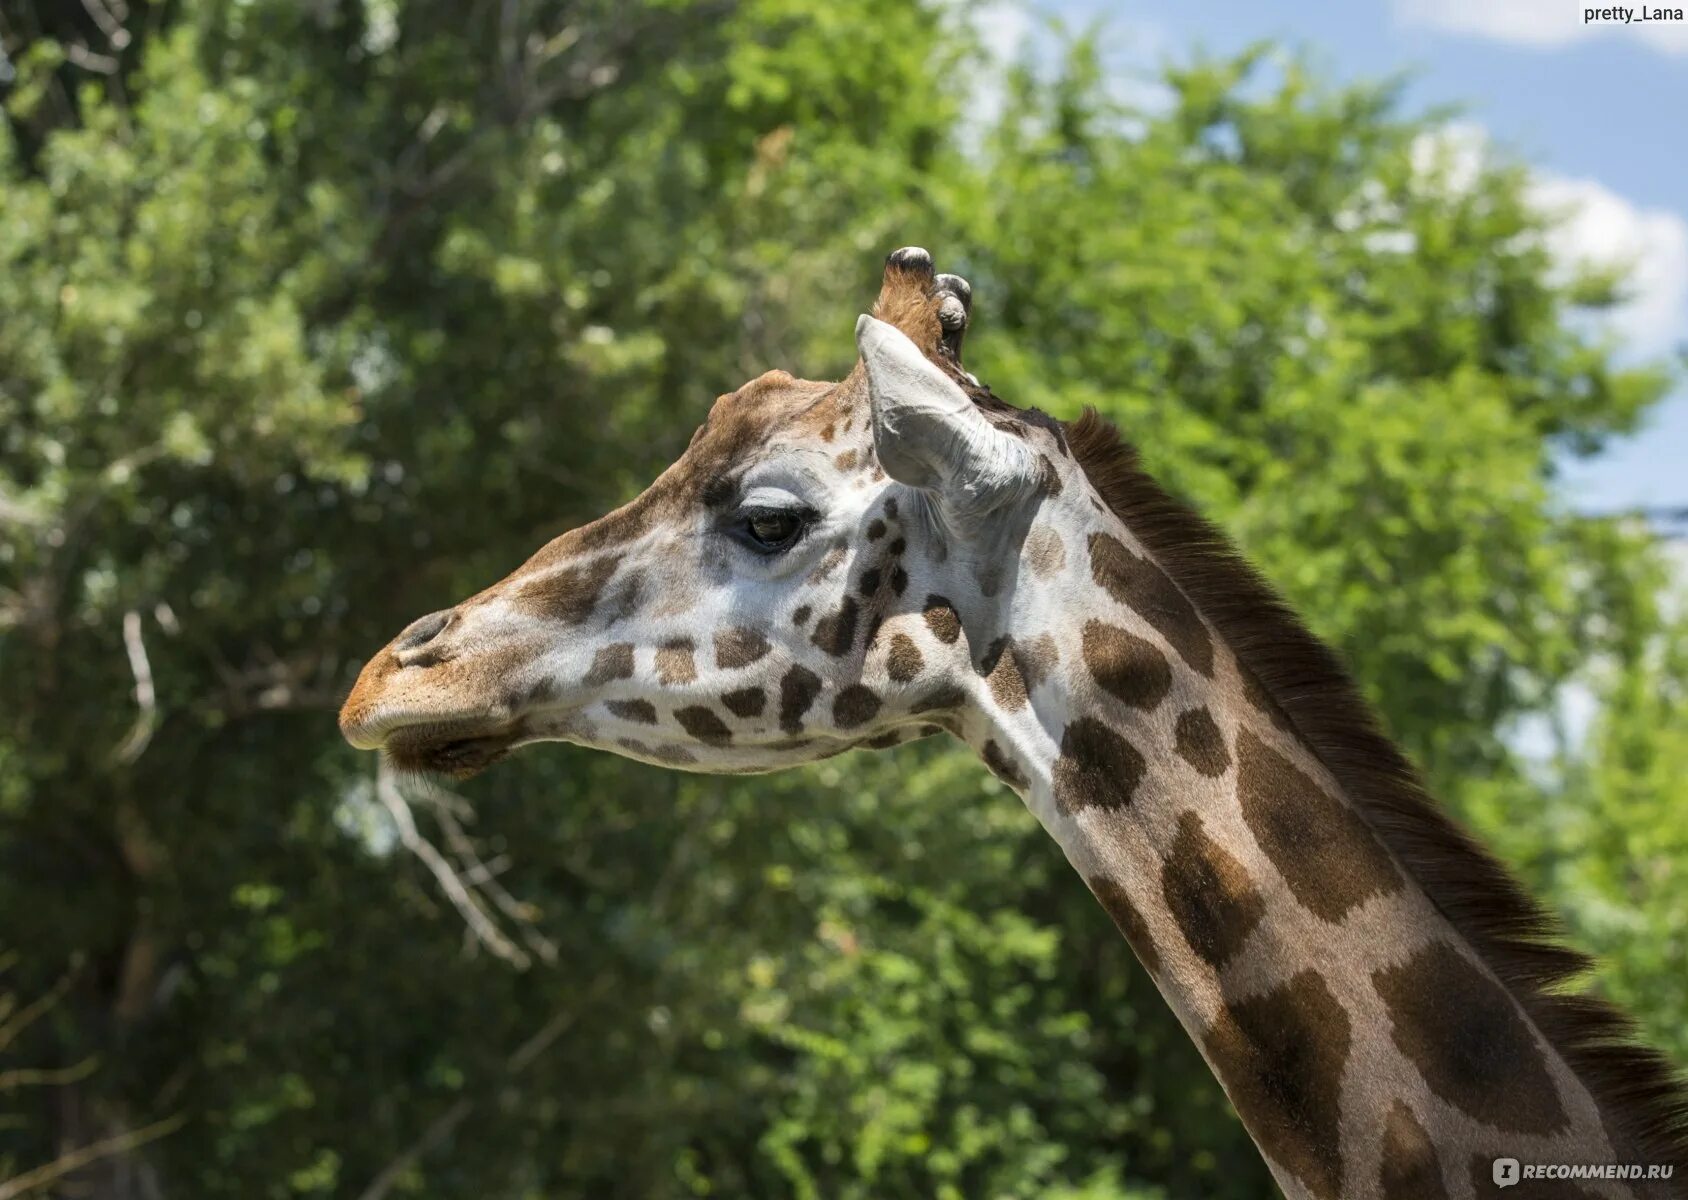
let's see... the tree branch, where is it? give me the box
[113,609,156,764]
[0,1114,184,1200]
[375,761,533,968]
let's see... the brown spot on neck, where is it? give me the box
[1160,810,1265,969]
[1087,531,1214,677]
[811,597,860,657]
[1086,876,1161,976]
[978,637,1029,711]
[584,642,635,687]
[1374,941,1569,1136]
[1236,729,1401,922]
[832,685,882,728]
[886,633,924,682]
[1380,1102,1447,1200]
[982,739,1027,790]
[1081,619,1172,710]
[1051,717,1145,815]
[1203,969,1350,1200]
[1174,706,1231,777]
[922,595,961,644]
[1025,524,1066,578]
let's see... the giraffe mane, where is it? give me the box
[1061,405,1688,1175]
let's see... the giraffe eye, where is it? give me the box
[740,507,808,552]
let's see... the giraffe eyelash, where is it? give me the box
[732,504,816,554]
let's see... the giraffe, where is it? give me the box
[339,248,1688,1199]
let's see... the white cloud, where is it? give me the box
[1530,173,1688,354]
[1396,0,1688,55]
[1411,124,1688,356]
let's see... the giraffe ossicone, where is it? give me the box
[341,249,1687,1199]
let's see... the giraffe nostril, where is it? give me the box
[394,609,454,657]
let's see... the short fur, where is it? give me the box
[1062,406,1688,1180]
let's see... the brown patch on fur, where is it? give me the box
[584,642,635,687]
[721,688,766,718]
[833,685,882,728]
[812,597,859,657]
[1087,876,1161,975]
[675,705,732,745]
[1066,406,1688,1170]
[514,555,619,623]
[887,633,924,682]
[1203,970,1350,1200]
[1236,729,1402,922]
[1380,1102,1447,1200]
[1374,941,1568,1136]
[602,569,645,624]
[1051,717,1145,816]
[982,740,1027,789]
[1036,453,1062,497]
[1161,811,1265,969]
[834,449,858,471]
[656,638,698,685]
[778,665,821,734]
[1025,524,1066,578]
[911,685,966,714]
[606,699,656,725]
[1018,633,1060,689]
[1174,706,1231,777]
[792,604,811,627]
[1081,619,1173,710]
[808,543,847,584]
[1088,531,1215,677]
[923,595,961,644]
[714,627,770,669]
[978,637,1029,712]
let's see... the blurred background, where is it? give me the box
[1,1,1683,1196]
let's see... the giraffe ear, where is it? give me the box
[856,314,1038,525]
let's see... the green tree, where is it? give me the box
[1,6,1679,1198]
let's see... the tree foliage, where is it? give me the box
[0,4,1680,1197]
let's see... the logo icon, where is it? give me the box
[1493,1157,1521,1188]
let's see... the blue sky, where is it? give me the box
[995,0,1688,515]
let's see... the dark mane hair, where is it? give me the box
[1063,406,1688,1176]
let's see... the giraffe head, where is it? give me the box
[339,248,1069,777]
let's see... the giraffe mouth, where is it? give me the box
[383,723,522,779]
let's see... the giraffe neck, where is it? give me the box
[945,492,1651,1200]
